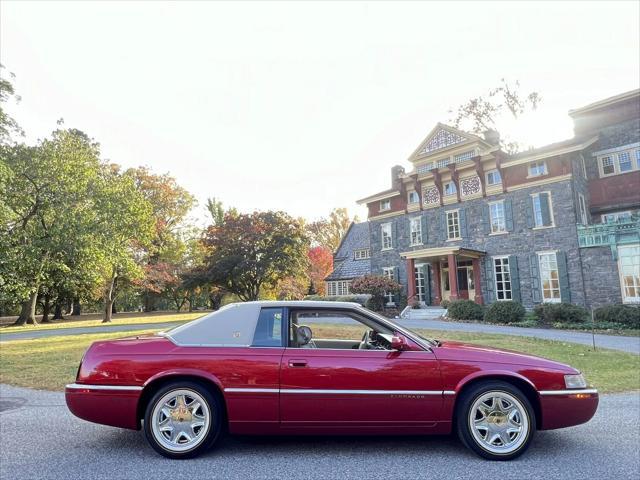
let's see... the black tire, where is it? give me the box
[143,381,223,459]
[455,380,536,461]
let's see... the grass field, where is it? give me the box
[1,323,638,393]
[0,311,205,335]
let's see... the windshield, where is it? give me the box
[355,305,439,348]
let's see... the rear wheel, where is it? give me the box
[456,381,536,461]
[143,381,222,459]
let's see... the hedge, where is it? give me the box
[594,304,640,329]
[447,299,484,321]
[484,301,526,324]
[533,303,589,324]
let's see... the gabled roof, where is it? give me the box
[501,135,599,167]
[569,89,640,117]
[325,222,371,281]
[407,123,491,163]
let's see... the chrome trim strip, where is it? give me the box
[65,383,143,391]
[280,389,445,395]
[538,388,598,396]
[224,388,279,393]
[443,390,456,395]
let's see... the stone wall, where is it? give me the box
[579,246,622,308]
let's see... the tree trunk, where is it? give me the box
[52,302,65,320]
[65,298,73,316]
[111,302,117,314]
[41,294,52,323]
[72,298,81,316]
[13,291,39,325]
[102,268,117,323]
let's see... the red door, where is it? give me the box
[279,347,444,434]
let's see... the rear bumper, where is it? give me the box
[65,383,142,430]
[539,388,599,430]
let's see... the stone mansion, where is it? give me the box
[325,89,640,309]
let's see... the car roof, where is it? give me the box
[234,300,363,309]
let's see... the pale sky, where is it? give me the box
[2,1,639,223]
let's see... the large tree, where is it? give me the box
[307,246,333,295]
[1,130,104,324]
[307,208,358,252]
[202,211,309,301]
[0,64,24,145]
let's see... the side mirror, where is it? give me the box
[390,335,407,351]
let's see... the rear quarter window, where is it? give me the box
[252,308,284,347]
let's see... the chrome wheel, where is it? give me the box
[150,389,211,453]
[468,391,530,455]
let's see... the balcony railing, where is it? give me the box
[577,219,640,247]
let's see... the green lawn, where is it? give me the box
[0,311,205,335]
[1,325,638,393]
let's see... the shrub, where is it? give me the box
[594,305,640,329]
[534,303,589,325]
[350,275,402,312]
[447,299,484,321]
[440,299,451,309]
[484,301,526,324]
[303,294,370,306]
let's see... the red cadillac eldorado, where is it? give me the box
[65,301,598,460]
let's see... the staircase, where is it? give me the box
[400,306,447,321]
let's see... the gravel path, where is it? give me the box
[0,384,638,480]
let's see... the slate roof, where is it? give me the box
[508,135,597,160]
[325,222,371,281]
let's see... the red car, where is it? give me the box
[65,301,598,461]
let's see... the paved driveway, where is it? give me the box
[1,317,639,354]
[1,384,638,480]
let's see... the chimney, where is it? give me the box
[483,129,501,146]
[390,165,405,189]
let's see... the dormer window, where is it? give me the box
[443,182,457,196]
[354,249,371,260]
[486,169,502,186]
[528,161,548,177]
[408,191,419,204]
[379,199,391,211]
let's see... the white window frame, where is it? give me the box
[382,267,396,305]
[601,211,633,223]
[579,154,587,178]
[327,282,336,296]
[381,223,393,250]
[354,248,371,260]
[528,161,548,178]
[531,191,555,228]
[493,256,512,301]
[443,181,457,196]
[407,191,419,205]
[618,244,640,304]
[446,209,461,240]
[598,148,640,177]
[486,169,502,186]
[578,193,588,225]
[379,199,391,212]
[538,251,561,303]
[409,217,423,246]
[489,200,507,234]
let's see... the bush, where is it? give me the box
[350,275,402,312]
[534,303,589,325]
[447,299,484,321]
[484,301,526,324]
[594,305,640,329]
[303,294,370,306]
[440,299,451,309]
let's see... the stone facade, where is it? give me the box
[347,89,640,309]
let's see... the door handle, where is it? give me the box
[288,359,307,368]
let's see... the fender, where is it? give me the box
[451,369,538,394]
[142,367,226,392]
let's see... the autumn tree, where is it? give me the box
[307,208,358,252]
[449,79,541,154]
[202,211,309,301]
[350,275,402,312]
[307,246,333,295]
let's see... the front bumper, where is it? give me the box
[65,383,142,430]
[539,388,599,430]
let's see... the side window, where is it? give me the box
[252,308,283,347]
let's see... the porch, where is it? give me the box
[400,246,486,306]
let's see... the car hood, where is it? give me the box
[432,340,577,372]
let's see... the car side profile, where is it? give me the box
[65,301,599,460]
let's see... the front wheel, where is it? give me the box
[456,381,536,460]
[143,381,222,459]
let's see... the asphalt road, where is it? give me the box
[2,317,639,354]
[1,384,638,480]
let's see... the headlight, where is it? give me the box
[564,373,587,389]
